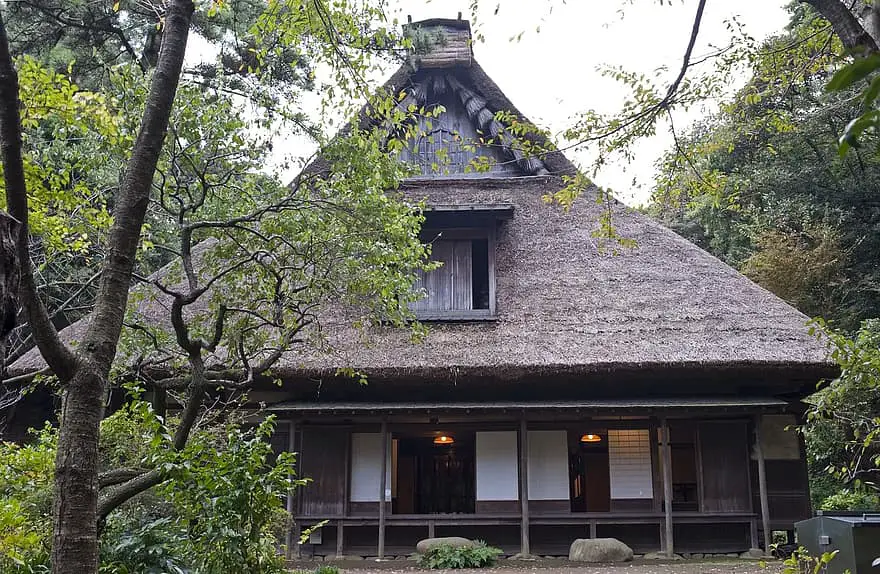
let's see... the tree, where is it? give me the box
[1,1,432,571]
[650,7,880,330]
[645,4,880,507]
[1,0,196,569]
[807,319,880,495]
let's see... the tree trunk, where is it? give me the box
[802,0,880,52]
[0,212,20,377]
[44,1,195,572]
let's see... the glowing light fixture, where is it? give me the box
[580,433,602,443]
[433,435,455,445]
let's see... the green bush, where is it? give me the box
[1,409,299,574]
[819,489,880,511]
[417,541,502,569]
[0,425,55,574]
[292,567,340,574]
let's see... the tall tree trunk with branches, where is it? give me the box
[0,1,194,572]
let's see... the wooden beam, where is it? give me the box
[754,415,771,553]
[518,418,530,557]
[660,418,674,558]
[378,421,389,559]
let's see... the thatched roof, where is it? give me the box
[277,177,833,393]
[8,18,834,398]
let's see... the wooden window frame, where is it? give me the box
[414,226,497,321]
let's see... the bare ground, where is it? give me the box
[289,557,781,574]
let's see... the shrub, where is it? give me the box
[819,489,880,511]
[1,410,299,574]
[417,541,502,569]
[0,425,55,574]
[292,567,340,574]
[777,546,838,574]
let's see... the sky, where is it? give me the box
[382,0,793,206]
[189,1,794,207]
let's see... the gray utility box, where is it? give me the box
[795,511,880,574]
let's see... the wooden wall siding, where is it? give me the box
[699,421,751,513]
[673,523,751,553]
[610,498,654,512]
[411,240,472,312]
[475,500,519,513]
[452,241,473,310]
[299,428,347,516]
[750,459,812,527]
[757,414,801,460]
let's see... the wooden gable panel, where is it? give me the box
[699,421,751,513]
[299,427,348,516]
[398,91,520,178]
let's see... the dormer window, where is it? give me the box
[409,204,512,321]
[411,228,494,320]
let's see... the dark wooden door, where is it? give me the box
[298,427,348,516]
[699,421,751,513]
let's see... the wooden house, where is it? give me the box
[266,16,834,559]
[6,16,835,559]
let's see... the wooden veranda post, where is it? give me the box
[378,421,389,559]
[754,416,772,553]
[338,430,350,558]
[287,420,299,559]
[660,419,674,558]
[518,418,530,557]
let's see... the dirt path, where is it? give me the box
[291,557,781,574]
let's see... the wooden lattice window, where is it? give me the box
[412,127,469,175]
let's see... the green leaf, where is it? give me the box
[864,75,880,107]
[827,54,880,92]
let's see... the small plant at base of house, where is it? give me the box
[765,545,838,574]
[290,566,339,574]
[417,541,502,569]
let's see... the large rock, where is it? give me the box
[569,538,634,563]
[416,537,475,554]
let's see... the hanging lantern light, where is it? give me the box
[433,434,455,445]
[580,433,602,443]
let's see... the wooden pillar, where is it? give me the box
[518,418,530,557]
[754,415,772,553]
[649,419,662,513]
[336,522,344,558]
[339,430,350,558]
[287,420,299,559]
[378,421,389,560]
[660,418,674,558]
